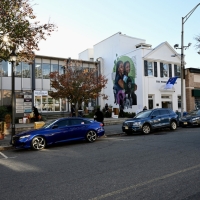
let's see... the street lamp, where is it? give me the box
[174,3,200,117]
[9,49,17,143]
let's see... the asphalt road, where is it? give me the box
[0,125,200,200]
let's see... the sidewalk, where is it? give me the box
[0,117,127,151]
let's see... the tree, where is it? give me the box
[49,59,108,116]
[0,0,57,62]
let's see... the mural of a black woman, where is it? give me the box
[123,61,137,107]
[114,60,125,111]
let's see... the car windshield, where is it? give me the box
[135,110,152,118]
[42,119,57,128]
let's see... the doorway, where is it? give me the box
[162,101,172,109]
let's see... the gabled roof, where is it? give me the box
[143,41,182,64]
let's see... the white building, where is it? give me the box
[79,32,184,114]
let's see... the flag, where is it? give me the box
[164,77,178,89]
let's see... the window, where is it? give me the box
[178,96,181,109]
[56,119,70,127]
[51,64,58,72]
[159,109,169,115]
[42,63,50,79]
[148,62,153,76]
[174,65,181,77]
[59,65,64,75]
[15,63,21,77]
[163,64,168,77]
[1,61,8,76]
[35,63,42,78]
[22,62,30,78]
[151,110,160,116]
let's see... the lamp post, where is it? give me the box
[174,3,200,117]
[9,49,17,142]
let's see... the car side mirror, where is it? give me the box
[151,115,156,119]
[52,124,58,129]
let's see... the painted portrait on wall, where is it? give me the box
[112,55,137,115]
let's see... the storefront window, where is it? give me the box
[195,97,200,110]
[22,62,30,78]
[35,63,42,78]
[42,63,50,79]
[15,63,21,77]
[55,99,60,111]
[35,96,42,112]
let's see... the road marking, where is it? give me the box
[89,163,200,200]
[0,152,8,159]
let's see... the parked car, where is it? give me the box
[12,117,105,150]
[122,108,179,135]
[179,109,200,127]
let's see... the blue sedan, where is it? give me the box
[12,117,105,150]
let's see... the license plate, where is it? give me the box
[125,126,128,129]
[183,122,187,125]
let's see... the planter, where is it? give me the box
[0,132,4,140]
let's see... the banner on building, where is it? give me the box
[164,77,178,89]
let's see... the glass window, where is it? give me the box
[15,63,21,77]
[147,62,153,76]
[56,119,70,127]
[59,65,64,75]
[151,110,160,116]
[22,62,30,78]
[177,66,181,77]
[42,63,50,79]
[69,119,83,125]
[55,99,60,111]
[1,61,8,77]
[159,109,169,115]
[163,64,168,77]
[35,63,42,78]
[51,64,58,72]
[178,96,181,109]
[35,96,42,112]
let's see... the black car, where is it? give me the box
[122,108,179,135]
[180,109,200,127]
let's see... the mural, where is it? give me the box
[112,55,137,115]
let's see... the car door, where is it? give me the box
[159,109,170,127]
[150,110,162,128]
[52,119,71,143]
[67,119,89,140]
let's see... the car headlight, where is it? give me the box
[192,117,199,121]
[133,122,141,126]
[19,135,30,139]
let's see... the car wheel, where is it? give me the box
[170,121,177,130]
[31,136,46,150]
[142,124,151,134]
[86,131,97,142]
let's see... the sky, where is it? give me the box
[33,0,200,68]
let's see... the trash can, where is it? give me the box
[34,121,45,129]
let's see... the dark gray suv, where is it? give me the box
[122,108,179,135]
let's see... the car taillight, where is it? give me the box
[100,123,104,127]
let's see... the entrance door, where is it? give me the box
[162,101,172,109]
